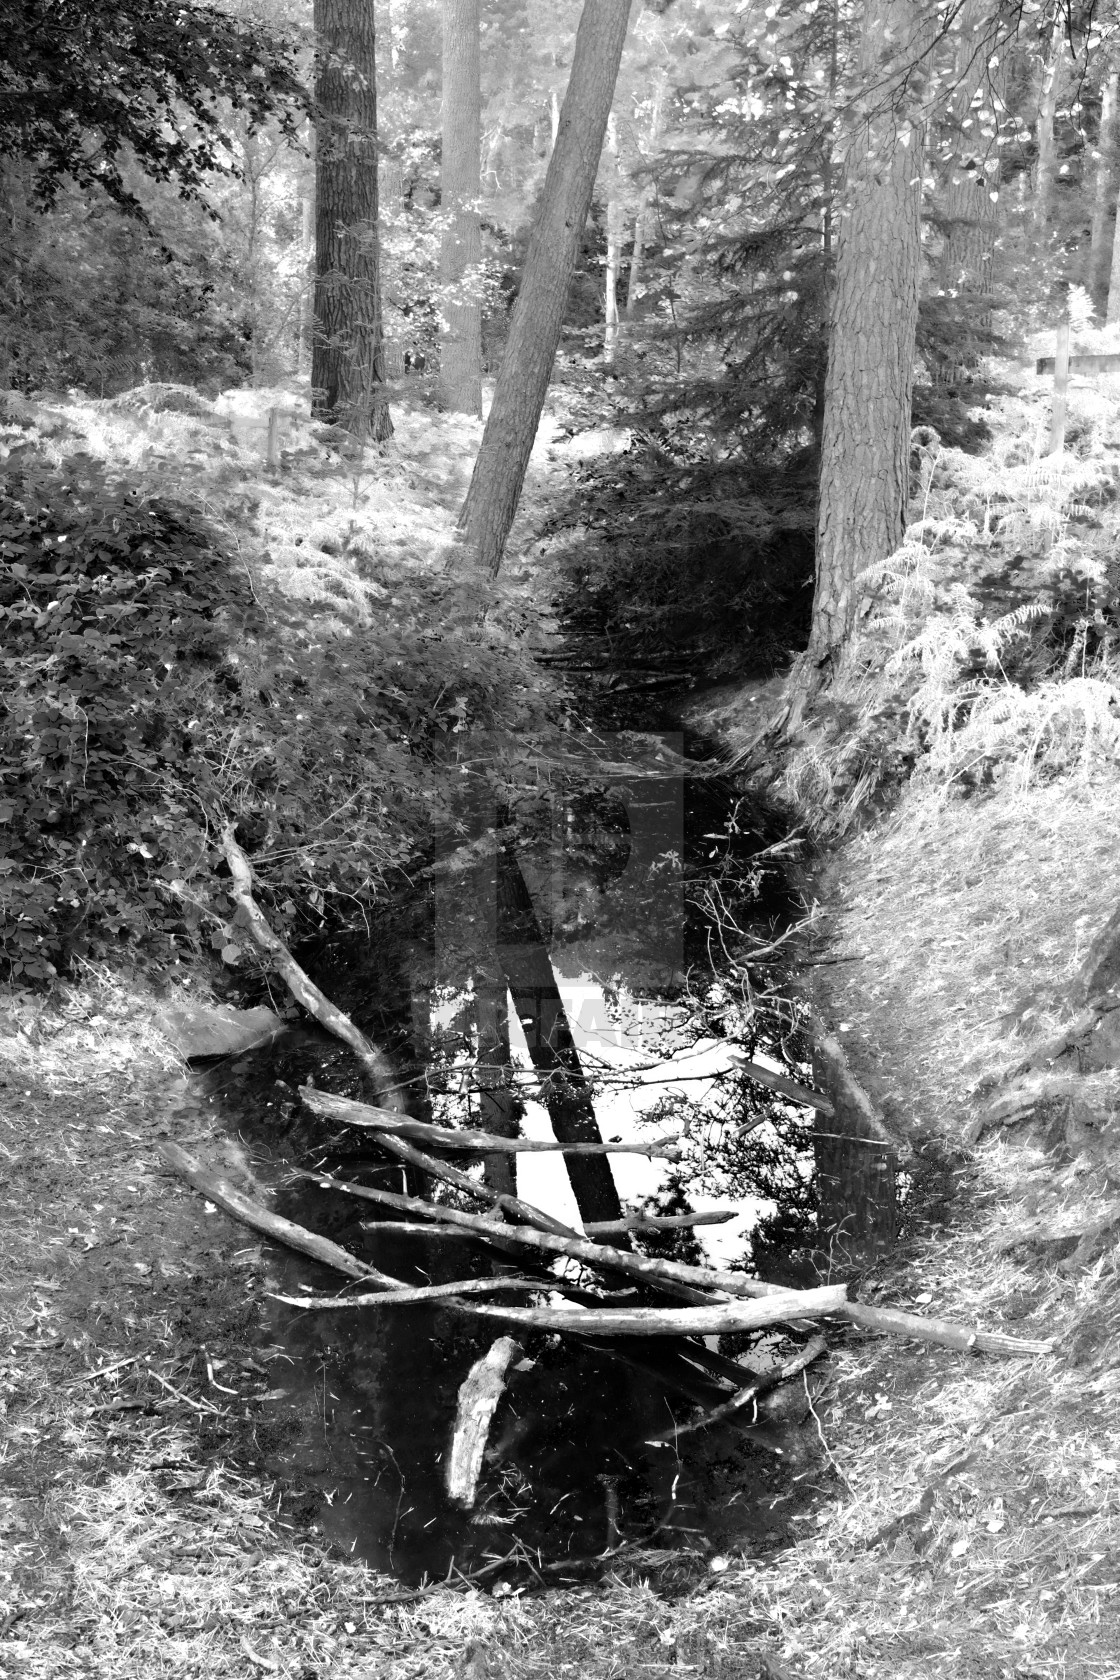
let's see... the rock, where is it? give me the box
[1078,1005,1120,1072]
[157,1003,285,1060]
[1073,905,1120,1006]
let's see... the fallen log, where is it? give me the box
[439,1287,849,1338]
[446,1337,521,1507]
[222,829,405,1110]
[296,1088,682,1159]
[842,1302,1052,1357]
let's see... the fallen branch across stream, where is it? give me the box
[295,1088,682,1159]
[169,848,1056,1363]
[222,828,405,1109]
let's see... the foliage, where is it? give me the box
[0,410,560,981]
[0,0,306,216]
[776,389,1120,835]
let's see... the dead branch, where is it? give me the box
[221,827,404,1109]
[272,1276,541,1309]
[300,1087,579,1240]
[160,1142,401,1286]
[728,1053,835,1117]
[443,1288,849,1337]
[447,1337,521,1507]
[647,1335,829,1441]
[842,1302,1052,1357]
[304,1171,780,1299]
[295,1087,682,1158]
[582,1210,736,1235]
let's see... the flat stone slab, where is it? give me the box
[158,1003,285,1060]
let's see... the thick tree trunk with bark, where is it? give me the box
[311,0,391,441]
[439,0,483,415]
[457,0,634,575]
[1090,71,1120,315]
[807,0,931,673]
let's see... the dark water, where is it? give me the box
[180,742,827,1585]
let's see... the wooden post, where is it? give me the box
[267,406,281,469]
[1048,316,1070,454]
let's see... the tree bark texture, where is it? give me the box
[1034,25,1064,235]
[603,114,621,363]
[1108,162,1120,326]
[457,0,634,575]
[624,69,667,322]
[439,0,483,415]
[312,0,392,440]
[1090,71,1120,315]
[808,0,932,671]
[936,0,1004,346]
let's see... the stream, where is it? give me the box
[169,693,836,1585]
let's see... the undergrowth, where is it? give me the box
[769,367,1120,835]
[0,389,559,981]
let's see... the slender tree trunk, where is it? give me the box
[550,88,561,151]
[494,843,626,1231]
[937,0,1004,349]
[439,0,483,415]
[379,157,407,380]
[1107,166,1120,325]
[1034,25,1064,235]
[312,0,392,441]
[457,0,634,576]
[475,977,519,1197]
[603,114,621,363]
[623,68,666,323]
[1090,70,1120,315]
[806,0,932,674]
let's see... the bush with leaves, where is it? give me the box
[0,441,558,981]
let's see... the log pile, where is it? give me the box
[161,832,1055,1486]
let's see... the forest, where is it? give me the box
[4,1,1120,1678]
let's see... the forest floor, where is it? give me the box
[5,363,1120,1679]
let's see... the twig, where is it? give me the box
[222,828,403,1108]
[272,1275,543,1310]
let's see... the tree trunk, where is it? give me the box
[937,0,1004,352]
[457,0,634,576]
[311,0,392,441]
[603,114,621,363]
[380,157,407,380]
[494,841,626,1230]
[475,976,519,1196]
[1090,70,1120,315]
[624,69,667,322]
[1034,25,1064,235]
[807,0,931,673]
[439,0,483,415]
[1107,164,1120,325]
